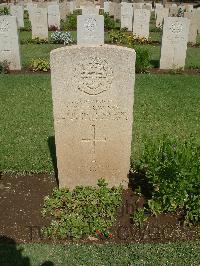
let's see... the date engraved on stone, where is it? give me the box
[74,57,113,95]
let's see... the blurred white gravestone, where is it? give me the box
[184,12,198,44]
[51,45,136,188]
[48,4,60,29]
[133,9,150,39]
[104,1,109,13]
[77,14,104,45]
[10,5,24,28]
[156,7,169,28]
[160,17,189,69]
[31,7,48,40]
[82,6,99,15]
[0,16,21,70]
[121,3,133,31]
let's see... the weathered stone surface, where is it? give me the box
[133,9,150,39]
[27,3,37,22]
[184,12,198,44]
[155,3,163,18]
[0,16,21,70]
[31,7,48,40]
[160,17,189,69]
[82,6,99,15]
[50,45,136,188]
[169,6,178,17]
[10,5,24,28]
[156,7,169,28]
[59,1,69,20]
[48,4,60,29]
[109,2,115,16]
[114,3,121,21]
[121,3,133,31]
[77,14,104,45]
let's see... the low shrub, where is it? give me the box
[0,60,9,74]
[50,31,73,45]
[0,7,9,15]
[133,136,200,225]
[135,47,151,73]
[30,58,50,72]
[104,13,116,30]
[21,37,48,45]
[41,179,123,239]
[62,14,77,31]
[108,30,151,46]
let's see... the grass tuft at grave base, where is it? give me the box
[1,73,200,173]
[0,241,200,265]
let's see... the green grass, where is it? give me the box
[18,29,200,69]
[0,242,200,266]
[1,74,200,173]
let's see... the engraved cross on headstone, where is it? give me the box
[81,124,106,154]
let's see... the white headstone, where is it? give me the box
[169,5,178,17]
[156,7,169,28]
[82,6,99,15]
[10,5,24,28]
[77,15,104,45]
[31,7,48,40]
[133,9,150,39]
[121,3,133,31]
[155,3,163,18]
[48,4,60,29]
[60,1,69,20]
[114,3,121,21]
[0,16,21,70]
[50,45,136,188]
[184,12,198,44]
[104,1,109,13]
[160,17,189,69]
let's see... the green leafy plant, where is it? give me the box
[134,136,200,225]
[108,30,152,46]
[0,60,9,73]
[62,14,77,31]
[130,208,148,228]
[41,178,123,239]
[135,47,151,73]
[30,58,50,72]
[0,7,9,15]
[51,31,73,45]
[104,13,116,30]
[31,38,49,44]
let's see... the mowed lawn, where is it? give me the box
[1,74,200,173]
[19,30,200,69]
[1,242,200,266]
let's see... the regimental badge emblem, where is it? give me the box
[74,57,113,96]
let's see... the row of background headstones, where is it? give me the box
[1,1,199,43]
[0,1,199,70]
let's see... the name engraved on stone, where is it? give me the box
[74,57,113,95]
[58,99,129,121]
[84,17,97,32]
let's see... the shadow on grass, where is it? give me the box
[150,59,159,68]
[48,136,59,187]
[0,236,54,266]
[128,171,153,200]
